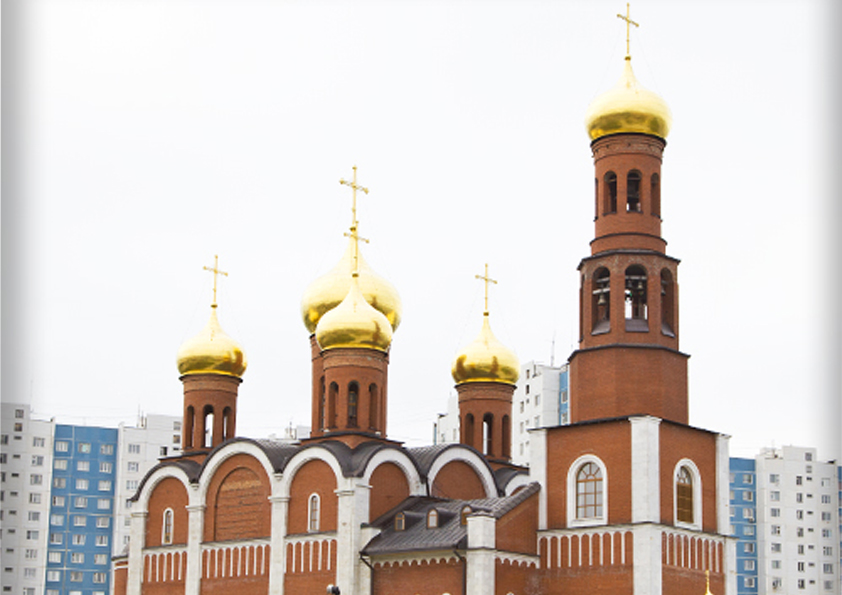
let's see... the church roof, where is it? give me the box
[362,482,540,556]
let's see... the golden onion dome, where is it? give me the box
[301,237,402,335]
[585,58,672,141]
[315,274,393,352]
[451,314,519,385]
[176,307,247,378]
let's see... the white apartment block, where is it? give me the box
[0,403,56,595]
[432,361,570,467]
[113,413,182,555]
[755,445,839,594]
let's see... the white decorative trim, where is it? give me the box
[538,528,630,569]
[715,434,731,536]
[672,458,702,531]
[278,446,345,499]
[530,429,548,530]
[307,493,321,533]
[161,507,175,545]
[630,416,660,523]
[566,454,608,528]
[494,552,540,568]
[136,465,193,512]
[283,535,336,574]
[426,445,498,498]
[369,550,462,567]
[502,472,531,496]
[360,448,425,496]
[196,441,276,504]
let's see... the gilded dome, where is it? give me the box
[315,274,393,352]
[176,307,247,378]
[451,314,519,385]
[585,58,672,141]
[301,237,402,334]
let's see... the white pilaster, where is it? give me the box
[184,503,205,595]
[268,495,289,595]
[715,434,731,535]
[357,525,381,595]
[126,511,147,595]
[529,428,548,530]
[466,512,496,595]
[725,536,737,595]
[632,524,662,595]
[630,416,661,523]
[335,481,371,595]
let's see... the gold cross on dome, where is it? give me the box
[704,570,713,595]
[344,226,370,277]
[203,254,228,308]
[475,263,498,316]
[617,3,639,59]
[339,165,369,229]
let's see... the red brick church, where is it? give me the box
[113,25,735,595]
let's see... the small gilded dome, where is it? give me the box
[301,237,402,334]
[315,275,393,352]
[585,58,672,141]
[452,314,519,385]
[176,307,247,377]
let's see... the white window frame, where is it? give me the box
[308,493,320,533]
[673,458,703,530]
[566,454,608,527]
[162,508,174,545]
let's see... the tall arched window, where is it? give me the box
[576,463,604,520]
[482,413,494,457]
[660,268,675,337]
[594,178,599,220]
[676,467,693,523]
[651,173,661,218]
[184,406,194,449]
[347,382,359,427]
[369,384,378,431]
[319,376,326,430]
[603,172,617,213]
[625,265,648,330]
[464,413,475,448]
[626,170,642,212]
[203,406,214,448]
[592,267,610,334]
[162,509,174,545]
[501,415,511,459]
[327,382,338,429]
[308,493,320,532]
[222,407,232,440]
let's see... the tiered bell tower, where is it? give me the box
[569,33,688,425]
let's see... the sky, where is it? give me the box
[3,0,840,462]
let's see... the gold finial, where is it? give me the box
[203,255,228,309]
[617,3,639,60]
[705,570,713,595]
[339,165,369,229]
[475,263,498,316]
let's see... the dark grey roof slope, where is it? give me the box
[362,482,540,556]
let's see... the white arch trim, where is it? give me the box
[503,473,532,496]
[136,464,193,512]
[566,454,608,528]
[360,448,425,496]
[426,446,497,498]
[673,458,703,531]
[196,441,277,505]
[278,446,346,499]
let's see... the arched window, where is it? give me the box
[184,406,194,449]
[603,172,617,213]
[502,415,511,459]
[676,467,693,523]
[594,178,599,220]
[427,509,439,529]
[203,406,214,448]
[308,493,320,532]
[464,414,475,448]
[222,407,232,440]
[460,506,472,526]
[395,512,406,531]
[651,173,661,218]
[625,265,648,330]
[576,462,604,520]
[369,384,378,431]
[674,460,702,529]
[319,376,326,430]
[347,382,359,427]
[660,269,675,337]
[626,170,642,212]
[327,382,338,429]
[482,413,494,457]
[592,267,610,334]
[162,509,173,545]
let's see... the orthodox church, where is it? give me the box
[112,23,735,595]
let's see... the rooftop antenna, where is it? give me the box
[550,332,556,367]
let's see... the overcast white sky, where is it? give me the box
[3,0,840,462]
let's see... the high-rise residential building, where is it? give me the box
[46,425,119,595]
[0,403,55,595]
[113,414,183,555]
[512,361,569,465]
[731,447,839,595]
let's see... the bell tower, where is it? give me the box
[569,33,688,425]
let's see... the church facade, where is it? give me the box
[113,38,736,595]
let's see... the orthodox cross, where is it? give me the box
[203,254,228,308]
[475,263,497,316]
[339,165,369,229]
[344,226,369,277]
[704,570,712,595]
[617,3,639,59]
